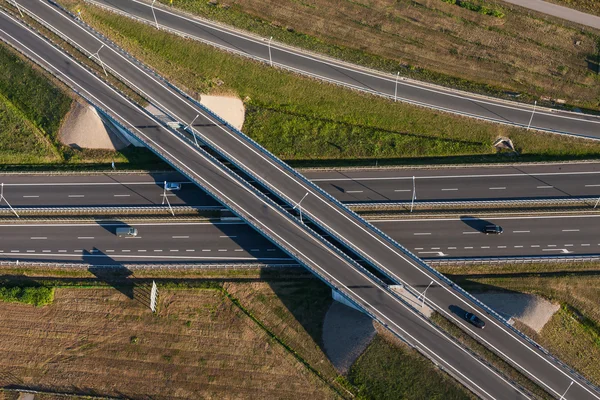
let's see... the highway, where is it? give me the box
[6,2,600,397]
[2,216,597,262]
[0,6,527,399]
[88,0,600,139]
[0,222,289,263]
[4,162,600,207]
[378,215,600,258]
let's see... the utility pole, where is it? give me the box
[151,0,159,29]
[293,192,309,224]
[418,280,434,308]
[268,36,273,67]
[410,175,416,213]
[526,100,537,130]
[88,44,108,77]
[394,71,399,102]
[184,114,200,147]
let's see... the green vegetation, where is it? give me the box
[0,39,163,169]
[348,334,474,400]
[152,0,600,110]
[55,3,600,166]
[0,43,72,141]
[441,0,505,18]
[0,93,61,163]
[0,285,54,306]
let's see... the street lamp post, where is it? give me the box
[268,36,273,67]
[151,0,159,29]
[559,381,573,400]
[162,181,175,216]
[184,114,200,147]
[394,71,399,102]
[526,100,537,130]
[418,280,434,308]
[12,1,23,17]
[410,175,416,213]
[0,183,20,218]
[293,192,309,224]
[88,44,108,77]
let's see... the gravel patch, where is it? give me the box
[475,292,560,333]
[58,102,127,150]
[322,301,376,375]
[200,95,245,130]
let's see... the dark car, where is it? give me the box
[483,224,503,235]
[465,312,486,329]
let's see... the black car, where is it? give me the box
[483,224,503,235]
[465,312,486,329]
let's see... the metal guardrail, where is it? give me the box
[428,255,600,265]
[347,197,598,209]
[0,205,220,214]
[47,2,600,392]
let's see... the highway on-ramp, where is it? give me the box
[88,0,600,139]
[6,2,600,397]
[0,6,529,399]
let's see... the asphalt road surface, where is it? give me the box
[502,0,600,30]
[3,216,597,262]
[90,0,600,139]
[4,162,600,207]
[1,7,528,399]
[6,3,600,397]
[377,214,600,258]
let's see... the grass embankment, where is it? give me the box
[0,267,475,398]
[439,262,600,386]
[57,2,600,166]
[0,39,162,170]
[348,328,475,400]
[157,0,600,110]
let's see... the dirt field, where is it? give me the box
[0,287,337,400]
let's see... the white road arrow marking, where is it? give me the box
[418,251,448,257]
[542,248,572,254]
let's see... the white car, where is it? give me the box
[165,182,182,191]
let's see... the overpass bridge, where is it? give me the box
[2,2,599,398]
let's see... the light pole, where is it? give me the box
[293,192,309,224]
[12,1,24,17]
[151,0,159,29]
[268,36,273,67]
[418,280,434,308]
[559,381,573,400]
[526,100,537,130]
[162,181,175,216]
[0,183,20,218]
[410,175,416,213]
[184,114,200,147]
[394,71,399,102]
[88,44,108,77]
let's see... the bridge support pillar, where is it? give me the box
[332,289,364,313]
